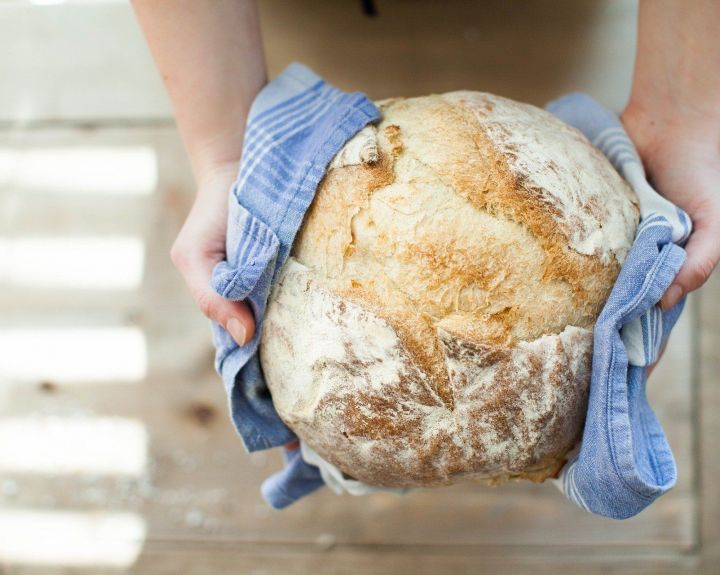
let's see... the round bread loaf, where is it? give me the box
[259,91,639,488]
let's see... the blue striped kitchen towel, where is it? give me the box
[209,62,380,506]
[210,62,693,516]
[267,92,694,517]
[546,93,692,519]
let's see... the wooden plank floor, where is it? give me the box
[0,111,705,575]
[0,1,717,573]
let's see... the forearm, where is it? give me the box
[130,0,267,184]
[626,0,720,143]
[623,0,720,310]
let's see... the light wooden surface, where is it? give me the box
[699,271,720,574]
[259,0,638,110]
[0,111,708,575]
[1,1,718,574]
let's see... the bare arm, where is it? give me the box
[131,0,267,345]
[622,0,720,311]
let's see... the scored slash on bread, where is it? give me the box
[260,91,638,488]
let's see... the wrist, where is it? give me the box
[179,106,255,190]
[188,154,241,201]
[622,99,720,161]
[185,135,243,185]
[623,94,720,134]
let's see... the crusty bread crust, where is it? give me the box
[259,92,639,487]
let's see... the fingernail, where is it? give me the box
[226,318,247,346]
[660,284,682,311]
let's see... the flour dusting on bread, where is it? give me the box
[261,91,638,487]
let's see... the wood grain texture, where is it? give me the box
[698,273,720,575]
[1,0,716,572]
[257,0,638,111]
[0,128,700,575]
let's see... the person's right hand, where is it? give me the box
[170,161,256,347]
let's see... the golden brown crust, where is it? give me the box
[261,260,593,487]
[267,91,639,487]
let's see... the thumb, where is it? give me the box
[659,222,720,311]
[172,247,256,346]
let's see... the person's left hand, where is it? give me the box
[621,107,720,313]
